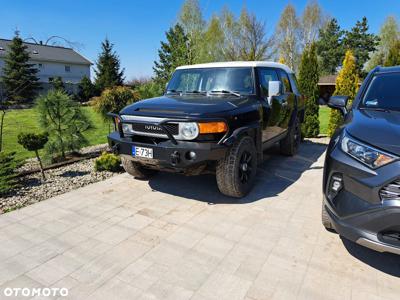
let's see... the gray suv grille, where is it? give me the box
[380,179,400,201]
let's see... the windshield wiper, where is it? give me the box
[209,90,241,97]
[183,90,207,95]
[166,89,182,95]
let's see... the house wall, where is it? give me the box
[30,60,90,84]
[0,58,91,95]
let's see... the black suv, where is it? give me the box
[108,62,304,197]
[323,66,400,255]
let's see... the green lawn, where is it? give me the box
[3,105,331,161]
[319,105,330,136]
[2,107,111,161]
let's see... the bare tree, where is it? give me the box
[238,8,273,61]
[274,4,301,71]
[301,0,325,47]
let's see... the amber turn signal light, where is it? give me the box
[198,122,228,134]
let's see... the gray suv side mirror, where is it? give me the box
[328,95,349,116]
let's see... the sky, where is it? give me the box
[1,0,399,80]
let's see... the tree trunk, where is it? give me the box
[35,150,46,180]
[0,110,5,152]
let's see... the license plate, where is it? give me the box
[132,146,153,159]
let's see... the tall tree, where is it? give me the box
[316,19,345,75]
[202,15,225,62]
[153,24,192,87]
[2,31,40,103]
[219,7,241,61]
[298,43,320,137]
[238,8,273,61]
[328,50,359,136]
[178,0,205,64]
[301,0,324,47]
[366,16,400,70]
[384,40,400,66]
[94,38,124,93]
[274,4,301,71]
[343,17,379,76]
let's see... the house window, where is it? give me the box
[65,65,71,72]
[38,63,43,68]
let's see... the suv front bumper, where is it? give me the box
[323,143,400,255]
[107,131,227,172]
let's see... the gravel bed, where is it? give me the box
[17,143,109,174]
[1,153,121,213]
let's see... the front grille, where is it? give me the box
[380,179,400,201]
[130,123,179,135]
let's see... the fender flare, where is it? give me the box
[221,122,262,160]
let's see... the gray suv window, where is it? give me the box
[362,73,400,110]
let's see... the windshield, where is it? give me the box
[166,67,254,95]
[361,72,400,111]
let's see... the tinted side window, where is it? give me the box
[258,68,279,96]
[362,73,400,110]
[278,70,292,93]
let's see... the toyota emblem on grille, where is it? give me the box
[144,124,163,131]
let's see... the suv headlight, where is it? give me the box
[341,133,397,169]
[179,122,199,140]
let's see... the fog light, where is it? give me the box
[330,174,343,193]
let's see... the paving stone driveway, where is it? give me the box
[0,141,400,300]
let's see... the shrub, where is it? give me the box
[298,43,320,138]
[94,152,121,172]
[134,81,163,100]
[91,86,140,121]
[0,152,20,196]
[328,50,359,136]
[36,90,92,160]
[78,76,96,102]
[17,132,48,179]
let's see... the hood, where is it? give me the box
[346,109,400,156]
[120,95,253,117]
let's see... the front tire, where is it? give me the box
[121,157,158,179]
[216,136,257,198]
[280,116,301,156]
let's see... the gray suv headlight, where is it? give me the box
[341,132,397,169]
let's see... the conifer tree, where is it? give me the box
[343,17,379,76]
[328,50,359,136]
[298,43,320,137]
[153,24,192,88]
[94,38,124,93]
[316,19,344,75]
[2,31,40,103]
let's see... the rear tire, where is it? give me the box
[216,136,257,198]
[121,157,158,179]
[280,116,301,156]
[322,201,335,231]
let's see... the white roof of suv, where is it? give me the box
[176,61,294,74]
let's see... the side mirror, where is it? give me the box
[268,81,281,98]
[328,95,349,116]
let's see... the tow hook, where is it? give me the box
[111,143,120,154]
[171,151,180,166]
